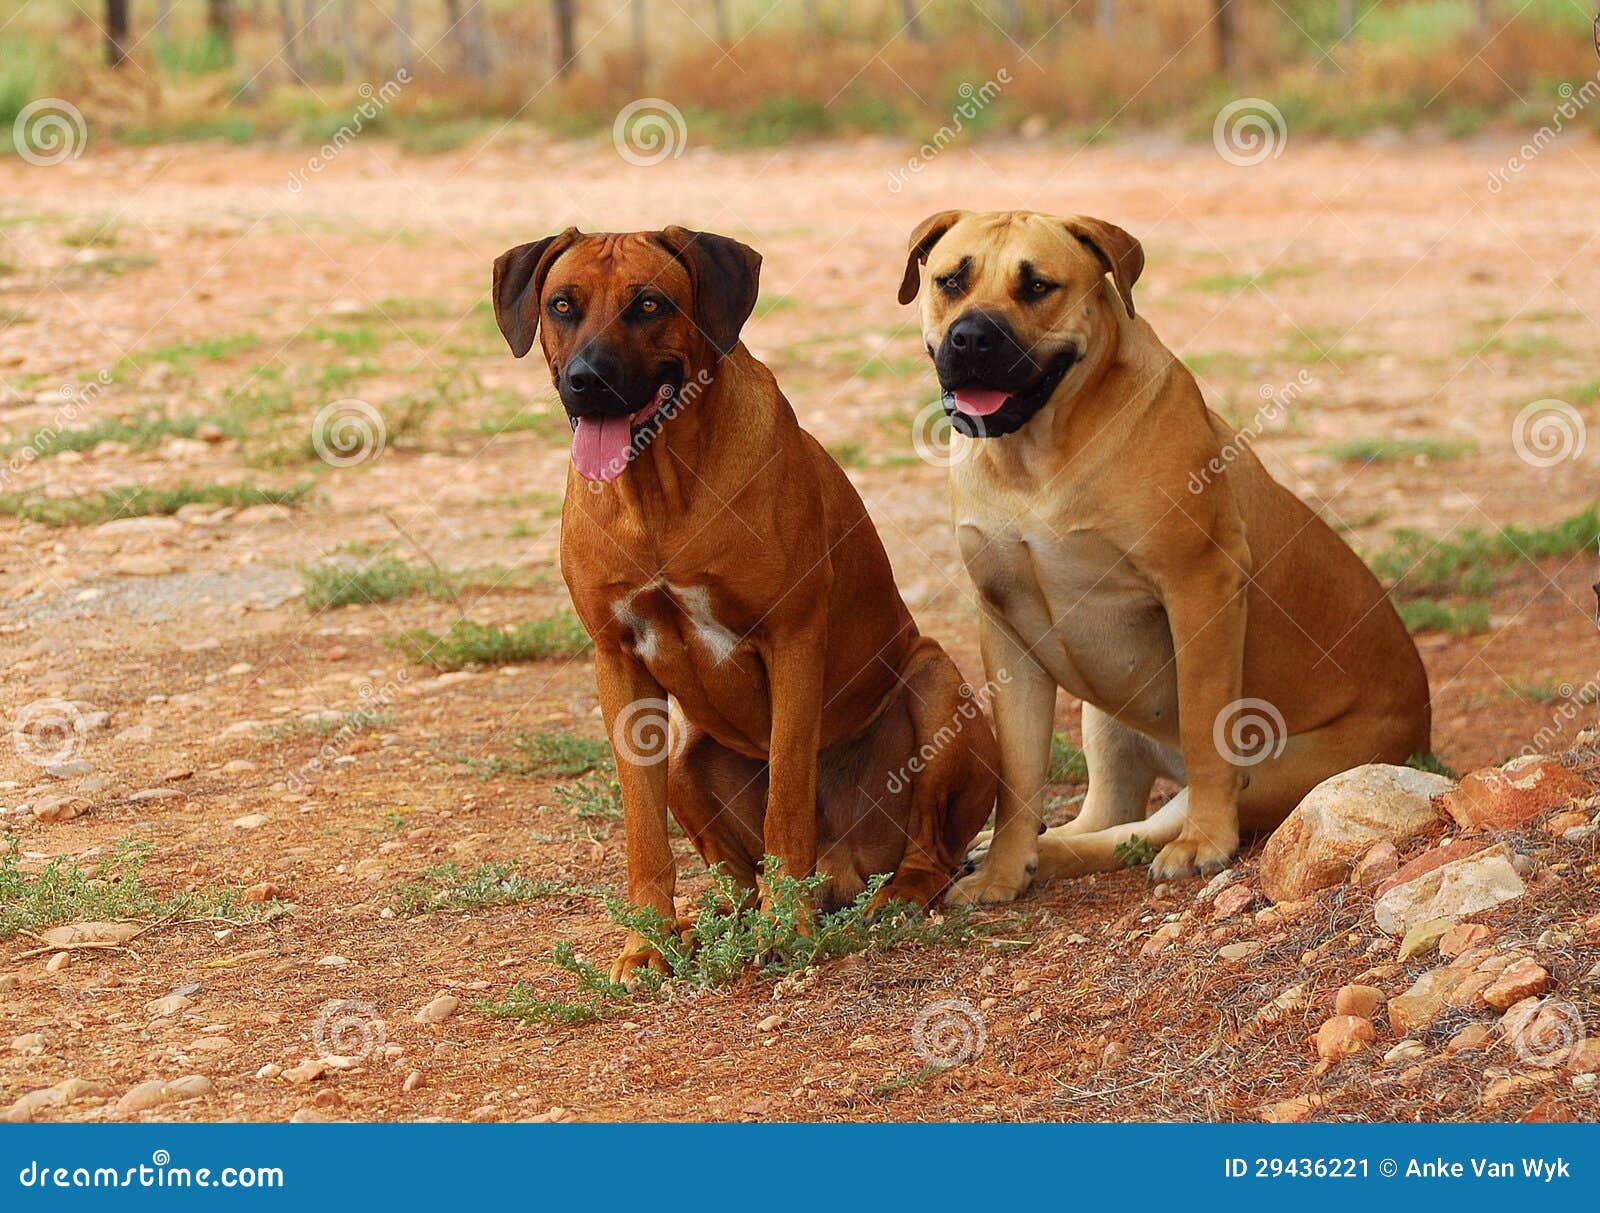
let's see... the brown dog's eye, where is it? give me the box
[639,298,659,314]
[552,299,571,315]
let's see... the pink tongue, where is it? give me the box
[573,415,634,482]
[951,388,1010,417]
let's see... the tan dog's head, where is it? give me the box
[493,226,761,482]
[898,210,1142,437]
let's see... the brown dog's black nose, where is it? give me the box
[561,347,635,416]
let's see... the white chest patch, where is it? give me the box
[611,581,741,666]
[667,582,741,665]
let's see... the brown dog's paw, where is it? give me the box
[945,856,1035,905]
[1149,833,1236,882]
[609,931,671,989]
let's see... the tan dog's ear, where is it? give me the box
[1064,216,1143,319]
[656,226,762,357]
[898,210,964,305]
[492,227,580,357]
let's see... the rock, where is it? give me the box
[757,1014,783,1033]
[1212,884,1254,920]
[1,1077,115,1123]
[128,787,184,802]
[1440,922,1492,960]
[1399,918,1454,961]
[1564,1039,1600,1075]
[1384,1040,1426,1066]
[1544,810,1589,836]
[1521,1095,1574,1123]
[1374,839,1490,898]
[146,993,190,1018]
[44,952,70,973]
[1389,968,1473,1034]
[37,921,143,947]
[1261,1095,1323,1123]
[1314,1015,1376,1061]
[1448,1023,1496,1053]
[1140,922,1183,957]
[32,795,88,824]
[223,759,257,773]
[243,882,280,902]
[1352,841,1400,886]
[1334,984,1384,1019]
[283,1060,327,1085]
[116,1075,212,1114]
[1484,959,1551,1010]
[45,759,93,779]
[414,993,460,1024]
[232,814,269,830]
[11,1033,47,1056]
[1443,756,1589,831]
[112,555,174,577]
[1500,997,1580,1067]
[1260,764,1450,902]
[1373,844,1525,937]
[402,1070,426,1092]
[1218,941,1263,963]
[1483,1071,1554,1109]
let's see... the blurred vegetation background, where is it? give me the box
[1,0,1596,153]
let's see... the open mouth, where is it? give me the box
[569,367,684,483]
[943,347,1080,438]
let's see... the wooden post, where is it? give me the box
[106,0,131,68]
[553,0,577,77]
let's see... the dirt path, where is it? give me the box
[1,135,1597,1122]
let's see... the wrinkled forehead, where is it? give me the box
[941,212,1097,280]
[543,233,691,297]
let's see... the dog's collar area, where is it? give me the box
[942,346,1080,438]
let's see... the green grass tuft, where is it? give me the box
[1324,436,1474,464]
[1049,732,1089,783]
[392,614,592,669]
[0,481,310,526]
[302,555,461,610]
[1395,597,1491,635]
[393,861,599,915]
[0,839,255,939]
[462,731,613,780]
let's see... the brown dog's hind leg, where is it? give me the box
[668,723,766,896]
[874,640,999,912]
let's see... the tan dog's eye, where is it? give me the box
[1028,279,1055,296]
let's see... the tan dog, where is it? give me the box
[897,210,1431,898]
[493,226,997,981]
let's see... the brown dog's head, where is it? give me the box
[898,209,1142,438]
[493,226,761,482]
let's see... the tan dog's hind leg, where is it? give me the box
[1059,705,1180,835]
[1035,790,1190,878]
[946,613,1054,905]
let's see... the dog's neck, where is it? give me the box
[590,345,781,522]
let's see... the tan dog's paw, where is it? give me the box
[1149,833,1236,882]
[609,930,671,989]
[946,856,1035,905]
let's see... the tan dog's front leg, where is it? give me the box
[594,645,676,987]
[947,611,1055,904]
[1149,560,1249,882]
[758,634,824,937]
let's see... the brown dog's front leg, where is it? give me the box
[758,634,824,933]
[1149,558,1250,882]
[594,645,676,987]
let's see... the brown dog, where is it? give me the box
[493,226,998,981]
[898,210,1431,898]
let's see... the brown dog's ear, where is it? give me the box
[1063,216,1143,319]
[656,226,762,357]
[898,210,964,305]
[492,228,579,357]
